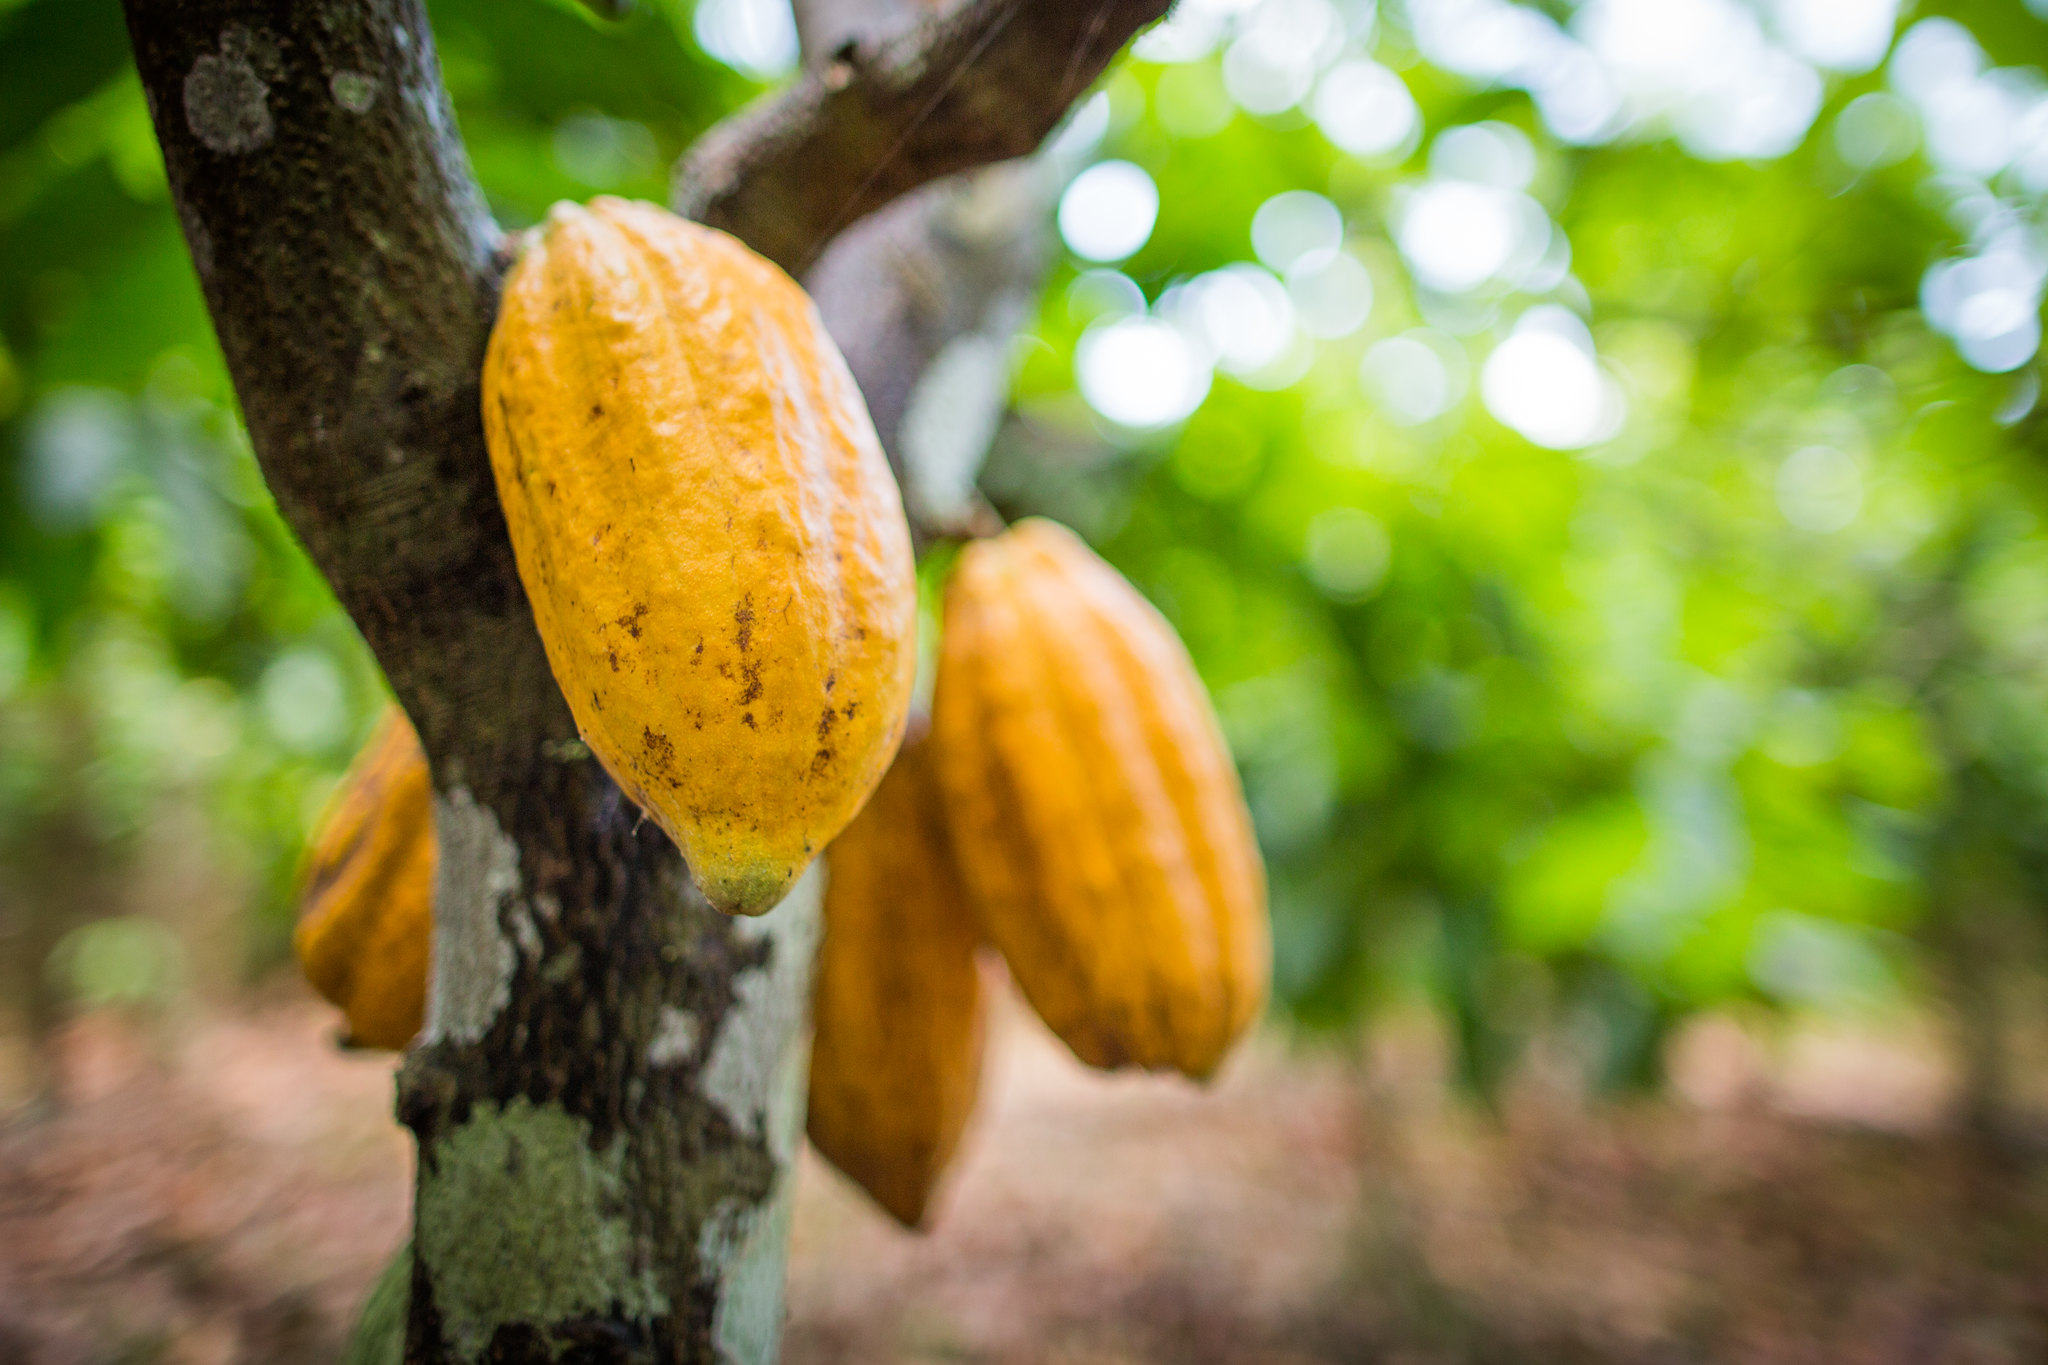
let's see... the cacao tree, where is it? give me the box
[116,0,1165,1358]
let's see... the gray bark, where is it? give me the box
[117,0,1156,1358]
[807,165,1054,539]
[792,0,1063,540]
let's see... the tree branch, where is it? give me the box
[675,0,1170,276]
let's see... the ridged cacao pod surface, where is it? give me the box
[483,197,918,916]
[932,518,1269,1078]
[294,706,434,1051]
[808,732,986,1228]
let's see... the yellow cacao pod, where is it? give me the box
[932,518,1269,1079]
[294,706,434,1051]
[482,197,918,917]
[807,732,986,1228]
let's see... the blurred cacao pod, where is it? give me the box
[483,196,917,917]
[808,731,986,1228]
[294,705,434,1051]
[932,518,1269,1079]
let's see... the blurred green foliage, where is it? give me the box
[4,0,2048,1096]
[991,1,2048,1089]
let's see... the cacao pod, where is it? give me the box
[932,518,1269,1078]
[482,197,918,917]
[294,705,434,1051]
[808,731,986,1228]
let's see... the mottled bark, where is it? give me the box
[119,0,1132,1358]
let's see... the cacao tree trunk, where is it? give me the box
[118,0,1164,1359]
[121,4,817,1359]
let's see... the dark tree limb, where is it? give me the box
[675,0,1170,276]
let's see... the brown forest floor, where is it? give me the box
[1,985,2046,1365]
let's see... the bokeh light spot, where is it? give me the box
[1059,161,1161,263]
[692,0,798,80]
[1776,444,1864,532]
[1481,306,1626,449]
[1076,317,1212,427]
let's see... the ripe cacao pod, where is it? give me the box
[808,731,986,1228]
[932,518,1269,1078]
[482,196,918,917]
[294,705,434,1051]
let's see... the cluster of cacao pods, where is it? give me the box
[291,196,1269,1231]
[809,517,1268,1226]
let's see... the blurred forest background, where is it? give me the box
[14,0,2048,1360]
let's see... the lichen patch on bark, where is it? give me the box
[427,787,521,1044]
[416,1098,667,1361]
[701,864,822,1140]
[763,1016,810,1167]
[183,26,275,154]
[331,70,379,113]
[697,1179,798,1365]
[646,1005,700,1067]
